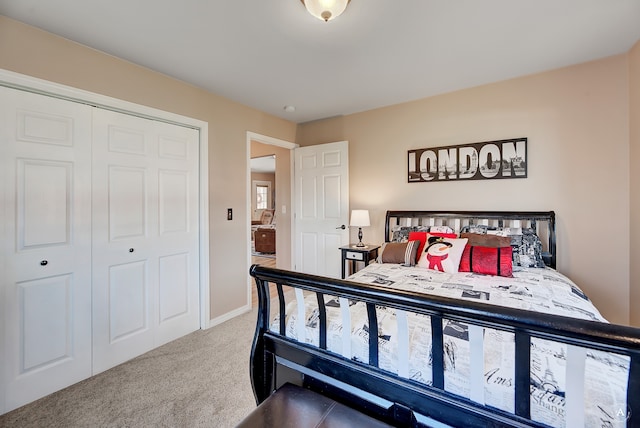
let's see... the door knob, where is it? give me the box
[129,248,134,253]
[40,260,48,266]
[336,225,346,230]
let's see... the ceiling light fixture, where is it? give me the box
[300,0,351,22]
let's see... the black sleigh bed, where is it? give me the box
[248,210,640,427]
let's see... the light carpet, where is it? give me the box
[0,308,259,428]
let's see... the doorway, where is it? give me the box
[246,132,297,307]
[251,155,277,268]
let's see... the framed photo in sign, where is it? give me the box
[408,137,527,183]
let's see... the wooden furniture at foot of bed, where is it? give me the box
[236,383,393,428]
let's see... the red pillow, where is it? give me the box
[459,245,513,277]
[408,231,458,263]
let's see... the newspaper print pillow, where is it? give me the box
[391,226,421,243]
[461,225,545,268]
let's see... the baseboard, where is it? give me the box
[207,304,252,328]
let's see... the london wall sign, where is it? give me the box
[408,137,527,183]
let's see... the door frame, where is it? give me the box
[0,69,211,329]
[246,132,297,306]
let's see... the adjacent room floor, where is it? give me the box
[251,255,278,307]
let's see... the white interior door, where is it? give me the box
[293,141,349,278]
[0,86,93,413]
[91,108,200,373]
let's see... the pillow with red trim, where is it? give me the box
[459,245,513,277]
[377,240,420,266]
[417,235,468,273]
[408,231,458,264]
[461,225,546,268]
[460,232,511,248]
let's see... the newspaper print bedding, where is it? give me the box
[272,264,630,428]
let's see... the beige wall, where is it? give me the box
[0,16,297,321]
[251,141,292,270]
[3,15,638,326]
[298,55,633,325]
[630,40,640,326]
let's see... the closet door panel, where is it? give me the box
[108,166,147,240]
[0,86,93,414]
[153,121,199,344]
[92,110,156,373]
[16,109,74,147]
[109,261,148,341]
[159,253,189,321]
[17,159,72,249]
[159,170,189,234]
[92,109,199,373]
[19,274,73,370]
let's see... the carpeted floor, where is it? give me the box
[0,308,259,428]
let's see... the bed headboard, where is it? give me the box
[385,210,556,269]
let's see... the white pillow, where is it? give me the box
[417,234,468,273]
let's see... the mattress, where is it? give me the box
[272,263,629,428]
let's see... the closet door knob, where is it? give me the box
[40,260,48,266]
[129,248,134,253]
[336,225,346,230]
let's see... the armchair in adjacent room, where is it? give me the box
[252,209,275,226]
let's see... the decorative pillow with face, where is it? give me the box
[408,231,458,264]
[417,234,468,273]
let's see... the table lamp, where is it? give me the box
[350,210,370,247]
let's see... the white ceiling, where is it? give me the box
[251,155,276,173]
[1,1,639,124]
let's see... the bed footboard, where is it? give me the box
[249,264,640,427]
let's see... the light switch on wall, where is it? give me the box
[281,205,286,214]
[227,208,232,220]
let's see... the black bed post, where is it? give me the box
[514,330,531,420]
[627,353,640,427]
[366,303,379,367]
[548,211,557,269]
[431,315,444,389]
[384,211,391,243]
[249,264,273,404]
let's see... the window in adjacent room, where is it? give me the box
[256,184,269,210]
[252,180,272,216]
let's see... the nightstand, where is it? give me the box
[339,244,381,279]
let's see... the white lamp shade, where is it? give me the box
[301,0,350,22]
[350,210,370,227]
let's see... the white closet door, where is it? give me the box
[0,86,93,413]
[91,108,200,373]
[153,120,200,343]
